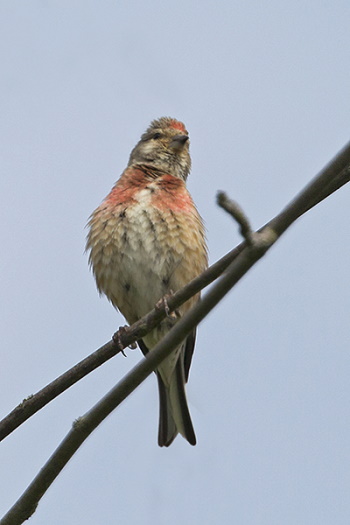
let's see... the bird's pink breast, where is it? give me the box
[105,168,194,213]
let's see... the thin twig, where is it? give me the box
[217,191,254,244]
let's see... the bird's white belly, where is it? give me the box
[98,201,181,324]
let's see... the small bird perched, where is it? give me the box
[86,117,208,446]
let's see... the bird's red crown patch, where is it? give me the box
[169,119,187,133]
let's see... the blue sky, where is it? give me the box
[1,2,350,524]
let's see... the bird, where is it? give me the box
[86,117,208,446]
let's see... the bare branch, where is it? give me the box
[217,191,254,244]
[268,141,350,235]
[0,230,275,525]
[0,141,349,445]
[0,246,240,442]
[2,140,350,524]
[1,140,350,447]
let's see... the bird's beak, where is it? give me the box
[169,135,189,151]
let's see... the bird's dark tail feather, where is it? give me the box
[157,373,177,447]
[157,358,196,447]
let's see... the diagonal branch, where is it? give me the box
[268,142,350,234]
[0,228,275,525]
[0,241,240,442]
[1,140,349,525]
[0,141,349,445]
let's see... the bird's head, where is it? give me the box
[128,117,191,180]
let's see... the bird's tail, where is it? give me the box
[157,356,196,447]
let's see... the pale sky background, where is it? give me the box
[1,2,350,524]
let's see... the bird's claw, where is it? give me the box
[113,326,138,354]
[156,292,177,319]
[112,325,129,356]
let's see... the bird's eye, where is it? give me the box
[152,132,161,140]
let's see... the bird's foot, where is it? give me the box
[112,325,137,356]
[155,291,177,319]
